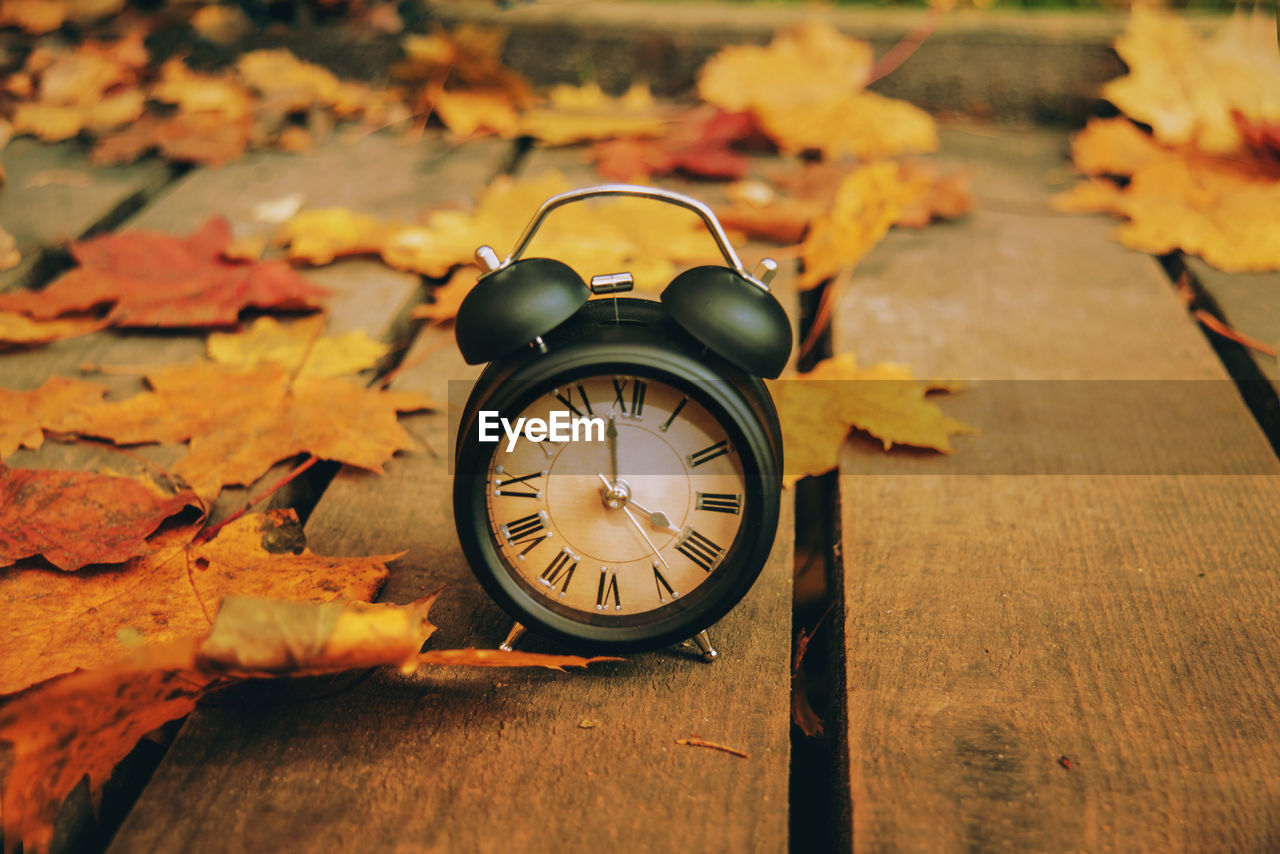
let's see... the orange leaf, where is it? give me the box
[0,644,210,854]
[0,217,329,327]
[48,361,432,501]
[0,311,104,348]
[589,108,753,182]
[0,468,199,571]
[768,353,974,485]
[518,82,667,146]
[0,509,392,696]
[0,375,107,457]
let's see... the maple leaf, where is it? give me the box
[768,353,974,485]
[395,25,535,107]
[518,82,667,146]
[718,160,971,245]
[206,315,387,378]
[0,375,107,457]
[9,31,147,142]
[1055,118,1280,272]
[198,594,438,676]
[0,645,211,854]
[589,108,754,182]
[1103,8,1280,156]
[49,361,433,500]
[0,217,329,327]
[0,467,199,572]
[698,21,937,160]
[0,591,615,852]
[798,161,920,289]
[279,171,722,291]
[0,311,103,349]
[433,88,522,138]
[91,112,252,167]
[0,509,393,696]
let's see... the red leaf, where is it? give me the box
[0,467,200,572]
[589,108,753,182]
[0,217,329,328]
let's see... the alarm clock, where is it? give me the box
[452,185,791,661]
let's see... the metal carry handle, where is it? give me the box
[475,184,774,292]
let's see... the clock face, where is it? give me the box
[483,374,746,621]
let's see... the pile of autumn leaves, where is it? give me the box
[1055,8,1280,272]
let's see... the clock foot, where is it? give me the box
[692,630,718,663]
[499,622,526,652]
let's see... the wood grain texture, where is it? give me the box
[108,153,797,853]
[0,138,172,292]
[833,126,1280,851]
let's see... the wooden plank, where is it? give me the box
[1184,256,1280,389]
[0,138,172,292]
[832,125,1280,850]
[109,154,797,852]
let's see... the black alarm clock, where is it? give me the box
[452,185,791,661]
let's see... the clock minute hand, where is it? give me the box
[606,413,619,486]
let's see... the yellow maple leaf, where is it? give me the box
[768,353,974,485]
[1056,118,1280,272]
[1104,8,1280,155]
[798,161,923,289]
[517,82,667,146]
[279,170,721,291]
[0,311,104,348]
[699,20,872,111]
[434,88,522,138]
[150,58,253,122]
[698,21,936,160]
[206,315,387,377]
[236,49,341,112]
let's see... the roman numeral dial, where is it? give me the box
[484,374,746,618]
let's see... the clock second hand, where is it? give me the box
[622,505,672,571]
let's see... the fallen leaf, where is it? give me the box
[0,467,199,572]
[589,108,753,182]
[518,82,667,146]
[198,594,438,676]
[798,161,920,289]
[411,266,475,324]
[433,88,522,138]
[0,217,330,327]
[0,645,210,854]
[698,21,937,160]
[237,49,343,114]
[1103,8,1280,155]
[394,25,535,108]
[91,112,252,166]
[0,508,393,695]
[768,353,975,485]
[0,589,616,851]
[206,315,388,377]
[0,0,122,33]
[1056,118,1280,272]
[0,375,107,457]
[150,57,253,123]
[279,171,722,290]
[699,21,872,112]
[50,361,433,500]
[894,160,973,227]
[0,311,104,348]
[190,3,251,44]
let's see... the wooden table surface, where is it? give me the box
[2,123,1277,854]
